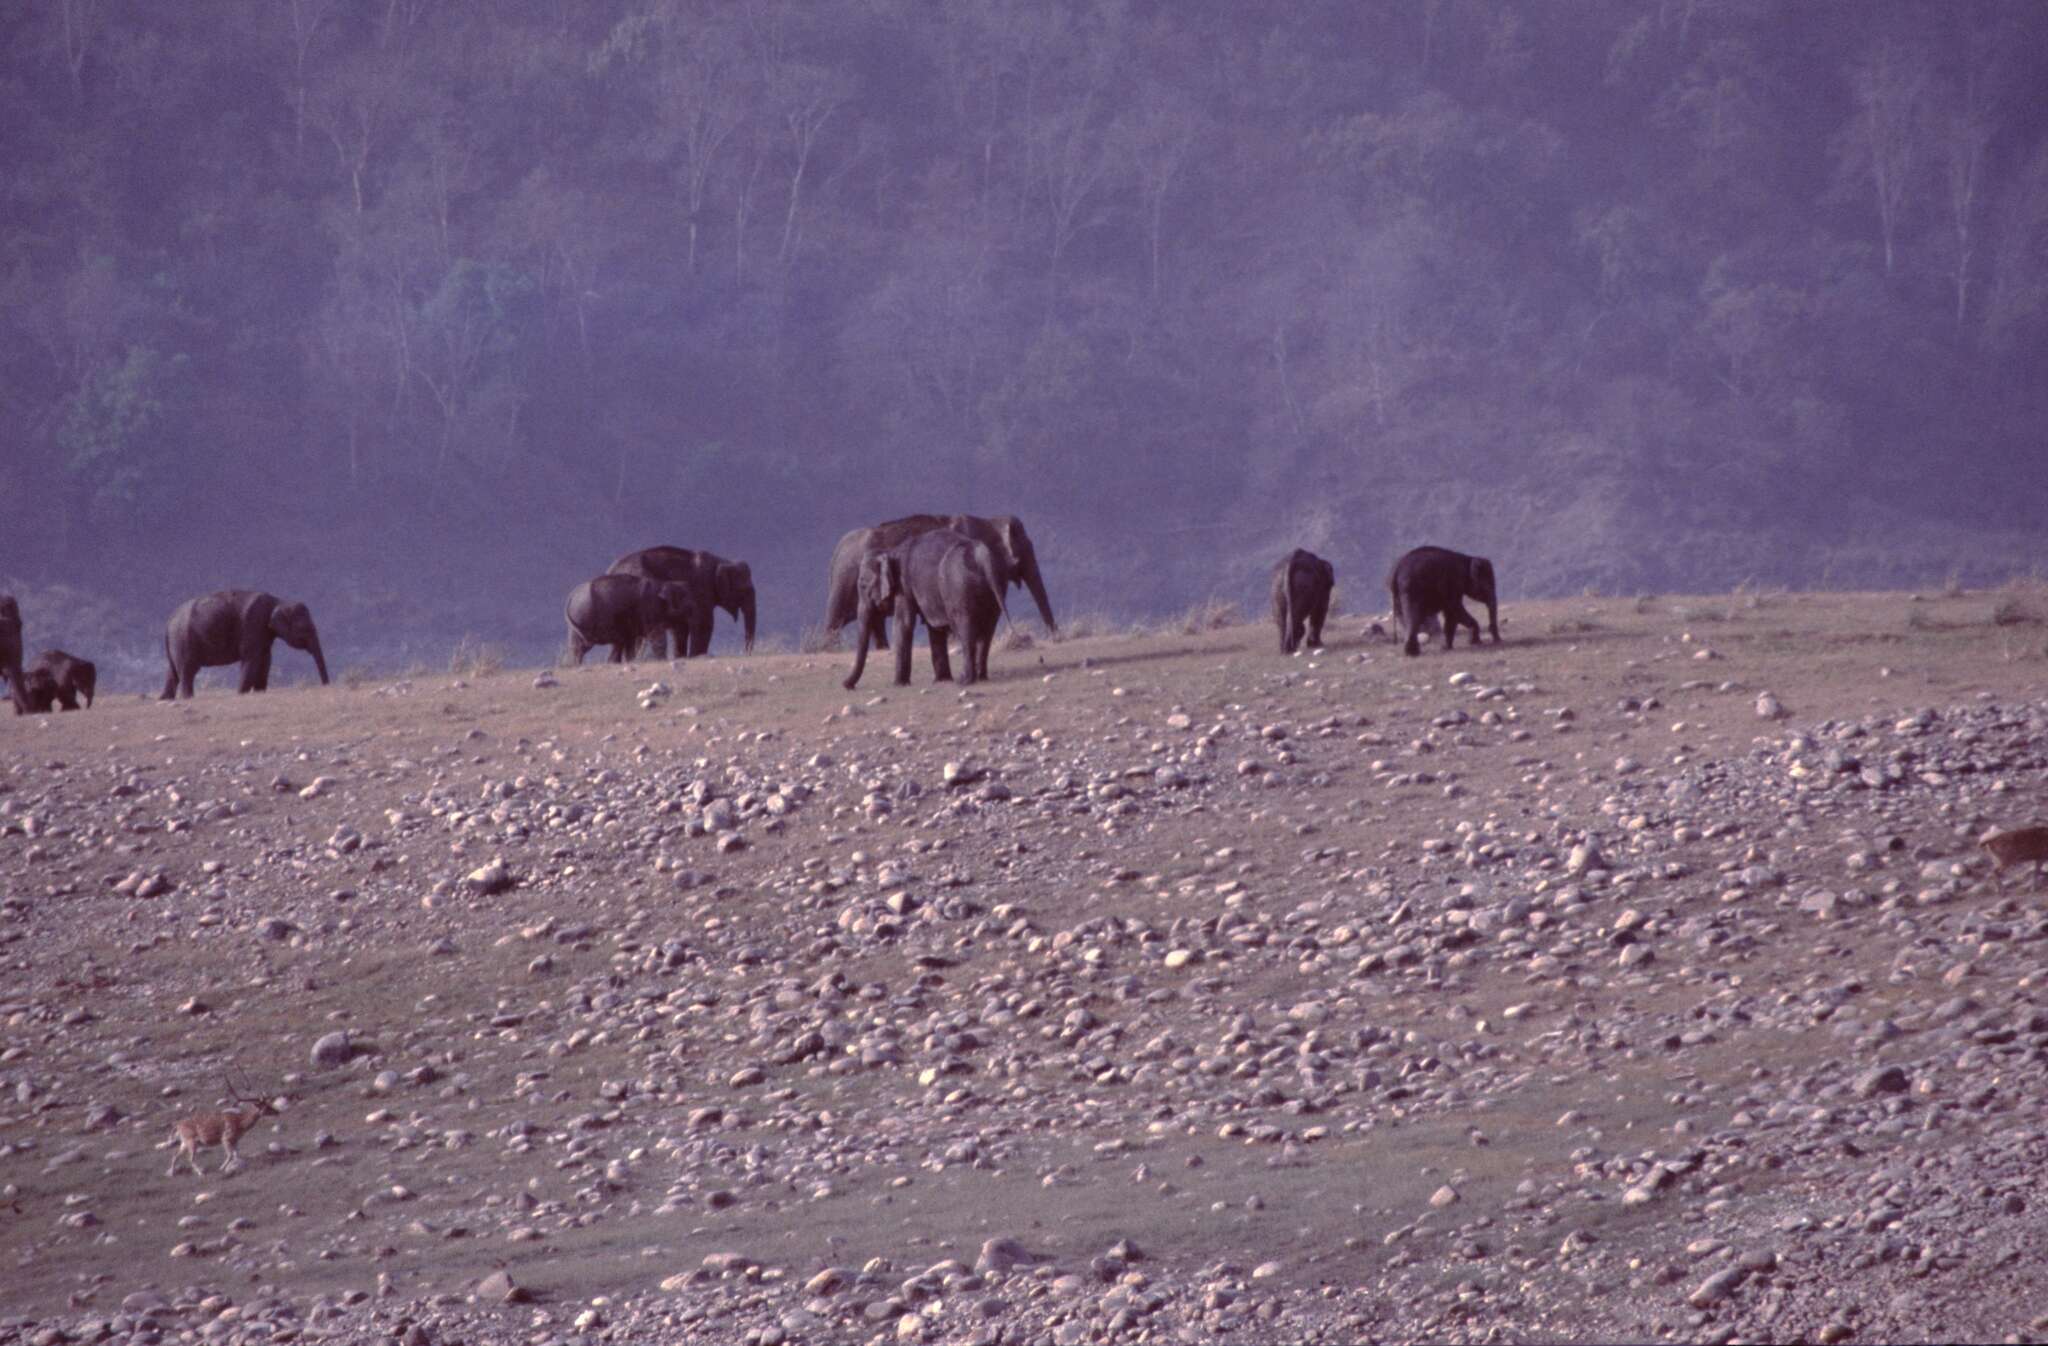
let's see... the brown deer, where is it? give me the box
[1981,825,2048,891]
[163,1075,278,1177]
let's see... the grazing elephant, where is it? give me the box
[162,590,330,699]
[0,594,24,715]
[607,546,756,657]
[565,574,698,665]
[826,513,1054,641]
[1388,546,1499,656]
[844,530,1009,689]
[1272,548,1335,654]
[24,650,95,710]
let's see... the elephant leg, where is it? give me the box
[1275,596,1291,653]
[1400,596,1423,657]
[161,663,179,700]
[1307,598,1327,648]
[689,610,713,658]
[1439,604,1459,652]
[929,630,954,682]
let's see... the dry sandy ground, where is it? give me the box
[3,585,2048,1345]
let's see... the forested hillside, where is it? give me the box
[4,0,2046,673]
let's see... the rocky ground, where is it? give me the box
[4,586,2048,1345]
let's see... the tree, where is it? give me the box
[1838,33,1930,279]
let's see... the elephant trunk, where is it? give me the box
[308,632,331,685]
[1019,558,1056,633]
[740,592,756,653]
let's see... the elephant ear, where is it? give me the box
[881,554,903,599]
[1469,557,1492,591]
[720,562,752,602]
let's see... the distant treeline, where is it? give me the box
[3,0,2047,667]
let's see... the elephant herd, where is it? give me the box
[1,594,97,715]
[0,521,1499,714]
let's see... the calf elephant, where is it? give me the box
[1272,549,1335,654]
[565,575,698,665]
[1388,546,1499,656]
[24,650,95,710]
[607,546,756,657]
[162,590,330,699]
[826,513,1054,641]
[0,594,24,715]
[843,530,1009,689]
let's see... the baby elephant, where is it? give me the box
[22,650,95,711]
[1272,548,1334,654]
[564,575,698,664]
[1389,545,1499,656]
[844,530,1008,689]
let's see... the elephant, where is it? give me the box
[607,546,756,657]
[0,594,24,715]
[162,590,330,699]
[565,574,699,665]
[1388,546,1499,656]
[24,650,95,710]
[825,513,1054,642]
[843,530,1009,690]
[1272,548,1335,654]
[18,666,60,714]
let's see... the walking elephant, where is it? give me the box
[843,530,1009,689]
[825,513,1054,641]
[565,575,699,665]
[162,590,330,699]
[1388,546,1499,656]
[607,546,756,657]
[1272,549,1335,654]
[23,650,95,710]
[0,594,24,715]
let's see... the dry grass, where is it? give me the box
[448,634,504,677]
[1174,596,1243,634]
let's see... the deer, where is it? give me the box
[162,1074,279,1177]
[1981,824,2048,891]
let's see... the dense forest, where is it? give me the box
[4,0,2047,678]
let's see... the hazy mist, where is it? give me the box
[3,0,2047,688]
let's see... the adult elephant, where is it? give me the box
[844,530,1008,689]
[825,514,1054,640]
[1388,546,1499,656]
[0,594,24,714]
[162,590,329,699]
[1272,548,1335,654]
[25,650,95,710]
[607,546,755,657]
[565,574,698,665]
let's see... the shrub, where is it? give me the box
[449,634,504,677]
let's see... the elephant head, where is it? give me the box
[843,551,907,689]
[270,601,330,685]
[715,561,757,652]
[991,516,1055,633]
[650,579,698,632]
